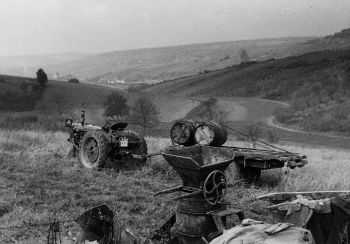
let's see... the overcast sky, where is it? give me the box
[0,0,349,56]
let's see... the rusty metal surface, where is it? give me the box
[162,145,307,171]
[161,151,232,189]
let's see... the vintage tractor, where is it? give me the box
[65,105,147,169]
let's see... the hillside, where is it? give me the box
[3,37,314,82]
[0,75,200,128]
[3,29,350,85]
[0,53,92,76]
[146,45,350,136]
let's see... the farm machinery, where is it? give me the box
[72,120,313,244]
[65,105,147,169]
[168,120,308,183]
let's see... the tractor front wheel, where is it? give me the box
[79,130,109,169]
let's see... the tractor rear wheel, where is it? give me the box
[79,130,109,169]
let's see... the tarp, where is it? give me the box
[306,197,350,244]
[267,196,350,244]
[209,222,315,244]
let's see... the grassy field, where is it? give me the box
[0,129,349,243]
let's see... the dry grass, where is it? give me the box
[0,129,349,243]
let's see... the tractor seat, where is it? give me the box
[111,122,128,131]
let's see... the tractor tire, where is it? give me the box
[79,130,109,169]
[227,163,261,184]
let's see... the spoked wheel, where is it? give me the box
[203,170,227,205]
[79,131,108,169]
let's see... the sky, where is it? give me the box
[0,0,349,56]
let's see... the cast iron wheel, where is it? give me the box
[203,170,227,205]
[79,130,109,169]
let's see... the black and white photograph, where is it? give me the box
[0,0,350,243]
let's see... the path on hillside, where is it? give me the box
[153,93,350,147]
[267,116,350,140]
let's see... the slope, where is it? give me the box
[145,35,350,137]
[0,53,92,77]
[0,75,199,125]
[5,37,314,82]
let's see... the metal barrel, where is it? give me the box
[170,120,196,146]
[175,196,222,244]
[194,122,228,146]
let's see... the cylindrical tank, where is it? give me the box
[170,120,196,146]
[194,122,227,146]
[174,196,223,244]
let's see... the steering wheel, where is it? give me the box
[203,170,227,205]
[103,116,118,131]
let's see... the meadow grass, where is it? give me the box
[0,129,349,243]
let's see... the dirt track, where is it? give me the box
[267,116,350,140]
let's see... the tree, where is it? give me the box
[103,93,129,118]
[130,97,159,135]
[36,68,48,86]
[239,49,250,63]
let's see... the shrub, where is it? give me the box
[103,93,129,117]
[0,77,5,83]
[36,68,48,85]
[68,78,79,83]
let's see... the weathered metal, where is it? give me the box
[75,204,141,244]
[194,122,228,146]
[155,145,244,244]
[65,107,147,169]
[162,145,307,184]
[174,197,224,243]
[170,120,197,146]
[170,121,228,147]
